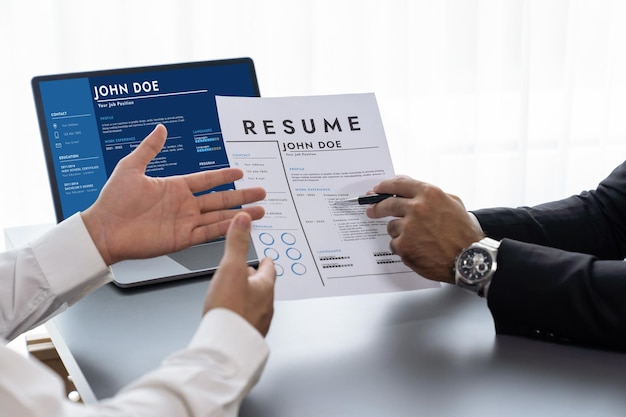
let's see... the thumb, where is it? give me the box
[124,124,168,168]
[218,212,253,269]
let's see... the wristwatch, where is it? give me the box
[454,237,501,297]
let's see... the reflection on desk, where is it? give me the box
[6,224,626,416]
[50,284,626,417]
[242,286,626,416]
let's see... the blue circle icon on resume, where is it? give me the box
[259,232,275,245]
[286,247,302,260]
[291,263,307,275]
[264,247,279,260]
[281,232,296,245]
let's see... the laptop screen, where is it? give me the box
[32,58,259,222]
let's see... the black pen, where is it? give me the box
[337,193,396,205]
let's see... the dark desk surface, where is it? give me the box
[6,225,626,416]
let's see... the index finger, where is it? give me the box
[366,194,411,219]
[183,167,244,194]
[197,186,267,213]
[373,175,424,199]
[251,257,277,288]
[365,176,422,218]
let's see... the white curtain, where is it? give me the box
[1,0,625,244]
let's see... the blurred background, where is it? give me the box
[2,0,626,242]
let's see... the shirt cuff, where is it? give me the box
[29,213,112,307]
[189,308,269,379]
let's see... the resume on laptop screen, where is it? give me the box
[32,58,259,222]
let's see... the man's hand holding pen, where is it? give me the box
[364,176,484,284]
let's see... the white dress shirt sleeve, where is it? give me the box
[1,308,269,417]
[0,213,111,341]
[0,214,270,417]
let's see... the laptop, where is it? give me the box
[31,58,260,288]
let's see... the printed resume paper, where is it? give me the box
[217,93,438,299]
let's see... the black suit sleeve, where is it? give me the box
[472,161,626,350]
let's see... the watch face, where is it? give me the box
[457,247,493,282]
